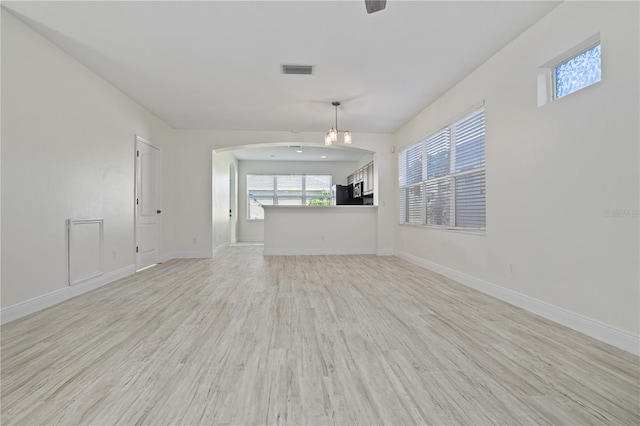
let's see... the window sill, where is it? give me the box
[398,223,486,236]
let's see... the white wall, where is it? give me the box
[394,1,639,347]
[237,160,360,242]
[1,10,175,309]
[173,130,395,256]
[357,153,375,169]
[264,206,378,255]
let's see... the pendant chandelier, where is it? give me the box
[324,101,352,145]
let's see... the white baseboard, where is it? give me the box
[238,236,264,243]
[376,248,394,256]
[264,248,376,256]
[1,265,135,325]
[213,242,229,256]
[171,250,213,259]
[161,247,224,262]
[395,250,640,356]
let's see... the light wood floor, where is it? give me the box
[1,245,639,425]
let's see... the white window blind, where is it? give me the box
[400,144,423,186]
[454,109,485,172]
[247,174,332,220]
[399,106,485,231]
[306,175,332,204]
[425,178,451,226]
[247,175,275,220]
[400,184,423,225]
[275,175,303,206]
[425,129,450,180]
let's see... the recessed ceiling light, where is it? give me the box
[321,155,327,159]
[296,150,303,153]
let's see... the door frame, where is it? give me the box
[134,134,162,270]
[229,162,237,244]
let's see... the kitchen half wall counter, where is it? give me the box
[263,205,377,255]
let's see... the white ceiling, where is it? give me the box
[228,144,371,162]
[4,0,560,137]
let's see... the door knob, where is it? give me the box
[157,210,162,214]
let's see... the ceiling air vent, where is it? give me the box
[282,64,313,75]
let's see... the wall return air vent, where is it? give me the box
[282,64,313,75]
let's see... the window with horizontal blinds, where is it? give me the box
[425,178,451,226]
[454,109,485,172]
[403,144,423,185]
[306,175,332,205]
[247,174,332,220]
[402,184,423,225]
[275,175,303,204]
[426,129,450,180]
[398,106,485,231]
[455,171,485,228]
[247,175,275,220]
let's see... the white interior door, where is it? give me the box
[229,163,237,244]
[135,136,161,270]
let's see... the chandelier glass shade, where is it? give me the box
[325,102,352,145]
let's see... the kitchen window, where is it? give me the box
[399,106,485,231]
[247,174,332,220]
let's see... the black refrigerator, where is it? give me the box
[331,185,363,205]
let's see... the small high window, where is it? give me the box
[554,43,601,99]
[537,33,601,106]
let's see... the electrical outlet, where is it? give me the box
[509,263,515,275]
[112,250,118,260]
